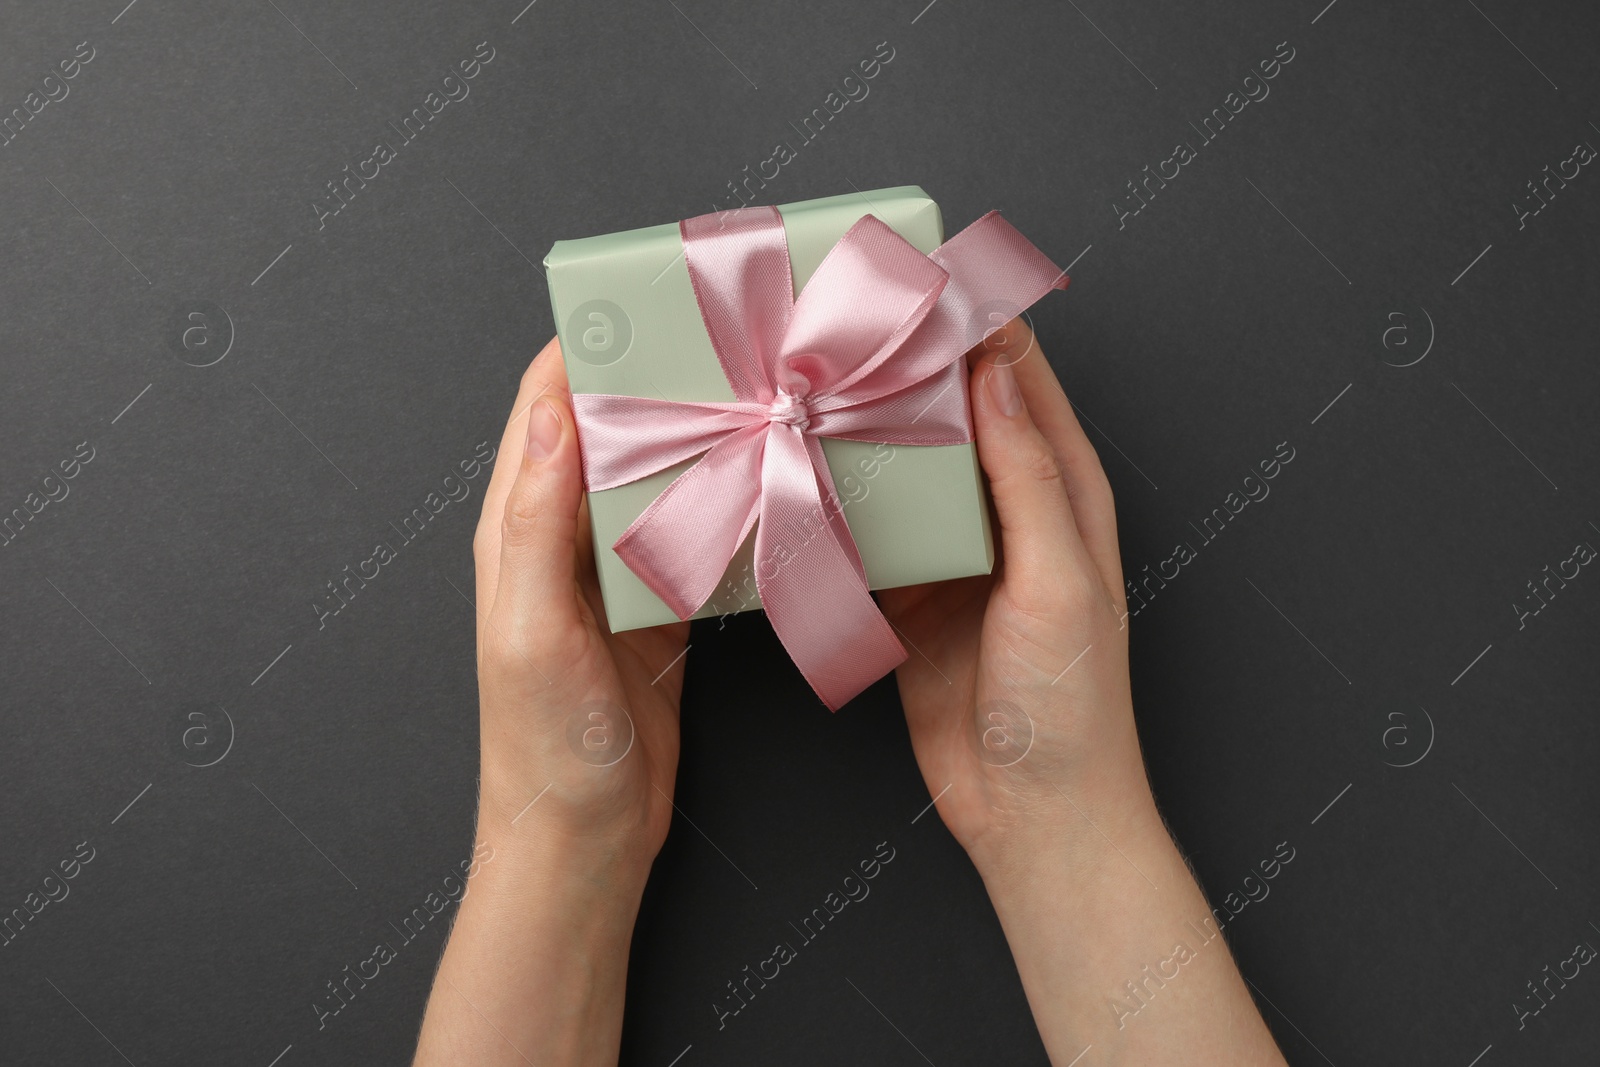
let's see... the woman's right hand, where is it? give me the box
[881,320,1288,1066]
[879,317,1148,871]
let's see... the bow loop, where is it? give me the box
[779,214,950,402]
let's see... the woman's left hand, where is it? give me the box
[415,337,688,1067]
[470,336,689,857]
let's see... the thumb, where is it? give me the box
[488,390,586,659]
[971,358,1094,599]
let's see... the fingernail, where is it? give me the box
[526,398,562,461]
[988,361,1023,418]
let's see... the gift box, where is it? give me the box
[544,186,1067,707]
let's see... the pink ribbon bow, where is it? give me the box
[573,205,1069,709]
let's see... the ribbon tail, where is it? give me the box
[803,433,869,583]
[754,424,906,710]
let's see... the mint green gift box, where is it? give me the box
[543,186,995,633]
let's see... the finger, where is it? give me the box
[484,388,586,677]
[574,493,608,629]
[970,319,1123,600]
[970,354,1103,615]
[474,338,568,650]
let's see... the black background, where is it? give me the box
[2,0,1597,1064]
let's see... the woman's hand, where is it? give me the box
[881,320,1287,1066]
[880,317,1143,870]
[469,336,688,857]
[414,338,688,1067]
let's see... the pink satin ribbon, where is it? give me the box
[573,205,1069,709]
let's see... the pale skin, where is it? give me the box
[413,322,1288,1066]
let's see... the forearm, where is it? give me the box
[974,770,1286,1066]
[413,819,651,1066]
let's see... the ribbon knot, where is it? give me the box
[570,203,1069,709]
[766,390,810,431]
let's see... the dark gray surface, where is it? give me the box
[2,0,1597,1064]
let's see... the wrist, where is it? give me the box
[473,783,659,901]
[961,772,1286,1065]
[967,777,1205,1044]
[455,833,652,954]
[965,756,1164,892]
[479,731,672,854]
[420,794,651,1066]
